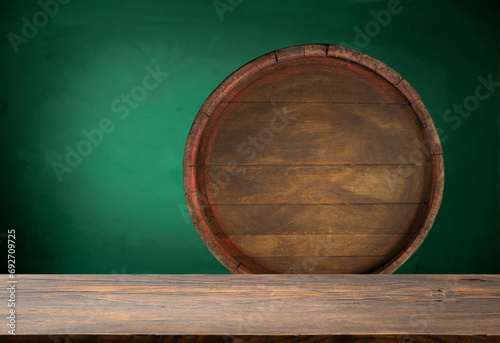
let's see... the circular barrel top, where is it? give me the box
[184,44,444,274]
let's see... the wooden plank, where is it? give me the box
[218,234,415,257]
[3,335,500,342]
[203,204,427,235]
[204,165,433,205]
[229,59,409,104]
[4,274,500,336]
[236,256,389,273]
[205,103,430,166]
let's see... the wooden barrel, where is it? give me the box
[184,44,444,274]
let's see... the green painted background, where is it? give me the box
[1,0,499,274]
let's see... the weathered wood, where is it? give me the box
[3,274,500,338]
[183,44,444,274]
[236,255,390,273]
[204,165,432,204]
[216,234,415,274]
[203,204,427,235]
[229,59,408,104]
[206,103,430,166]
[219,233,413,256]
[4,335,500,342]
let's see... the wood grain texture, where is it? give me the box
[183,44,444,274]
[219,234,414,272]
[4,336,500,343]
[3,275,499,337]
[206,103,430,166]
[4,335,500,343]
[220,234,414,257]
[204,165,432,205]
[202,204,427,235]
[236,255,392,273]
[229,60,408,104]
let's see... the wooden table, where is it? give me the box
[2,274,499,342]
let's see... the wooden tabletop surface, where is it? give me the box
[2,274,499,339]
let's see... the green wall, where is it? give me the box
[1,0,499,274]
